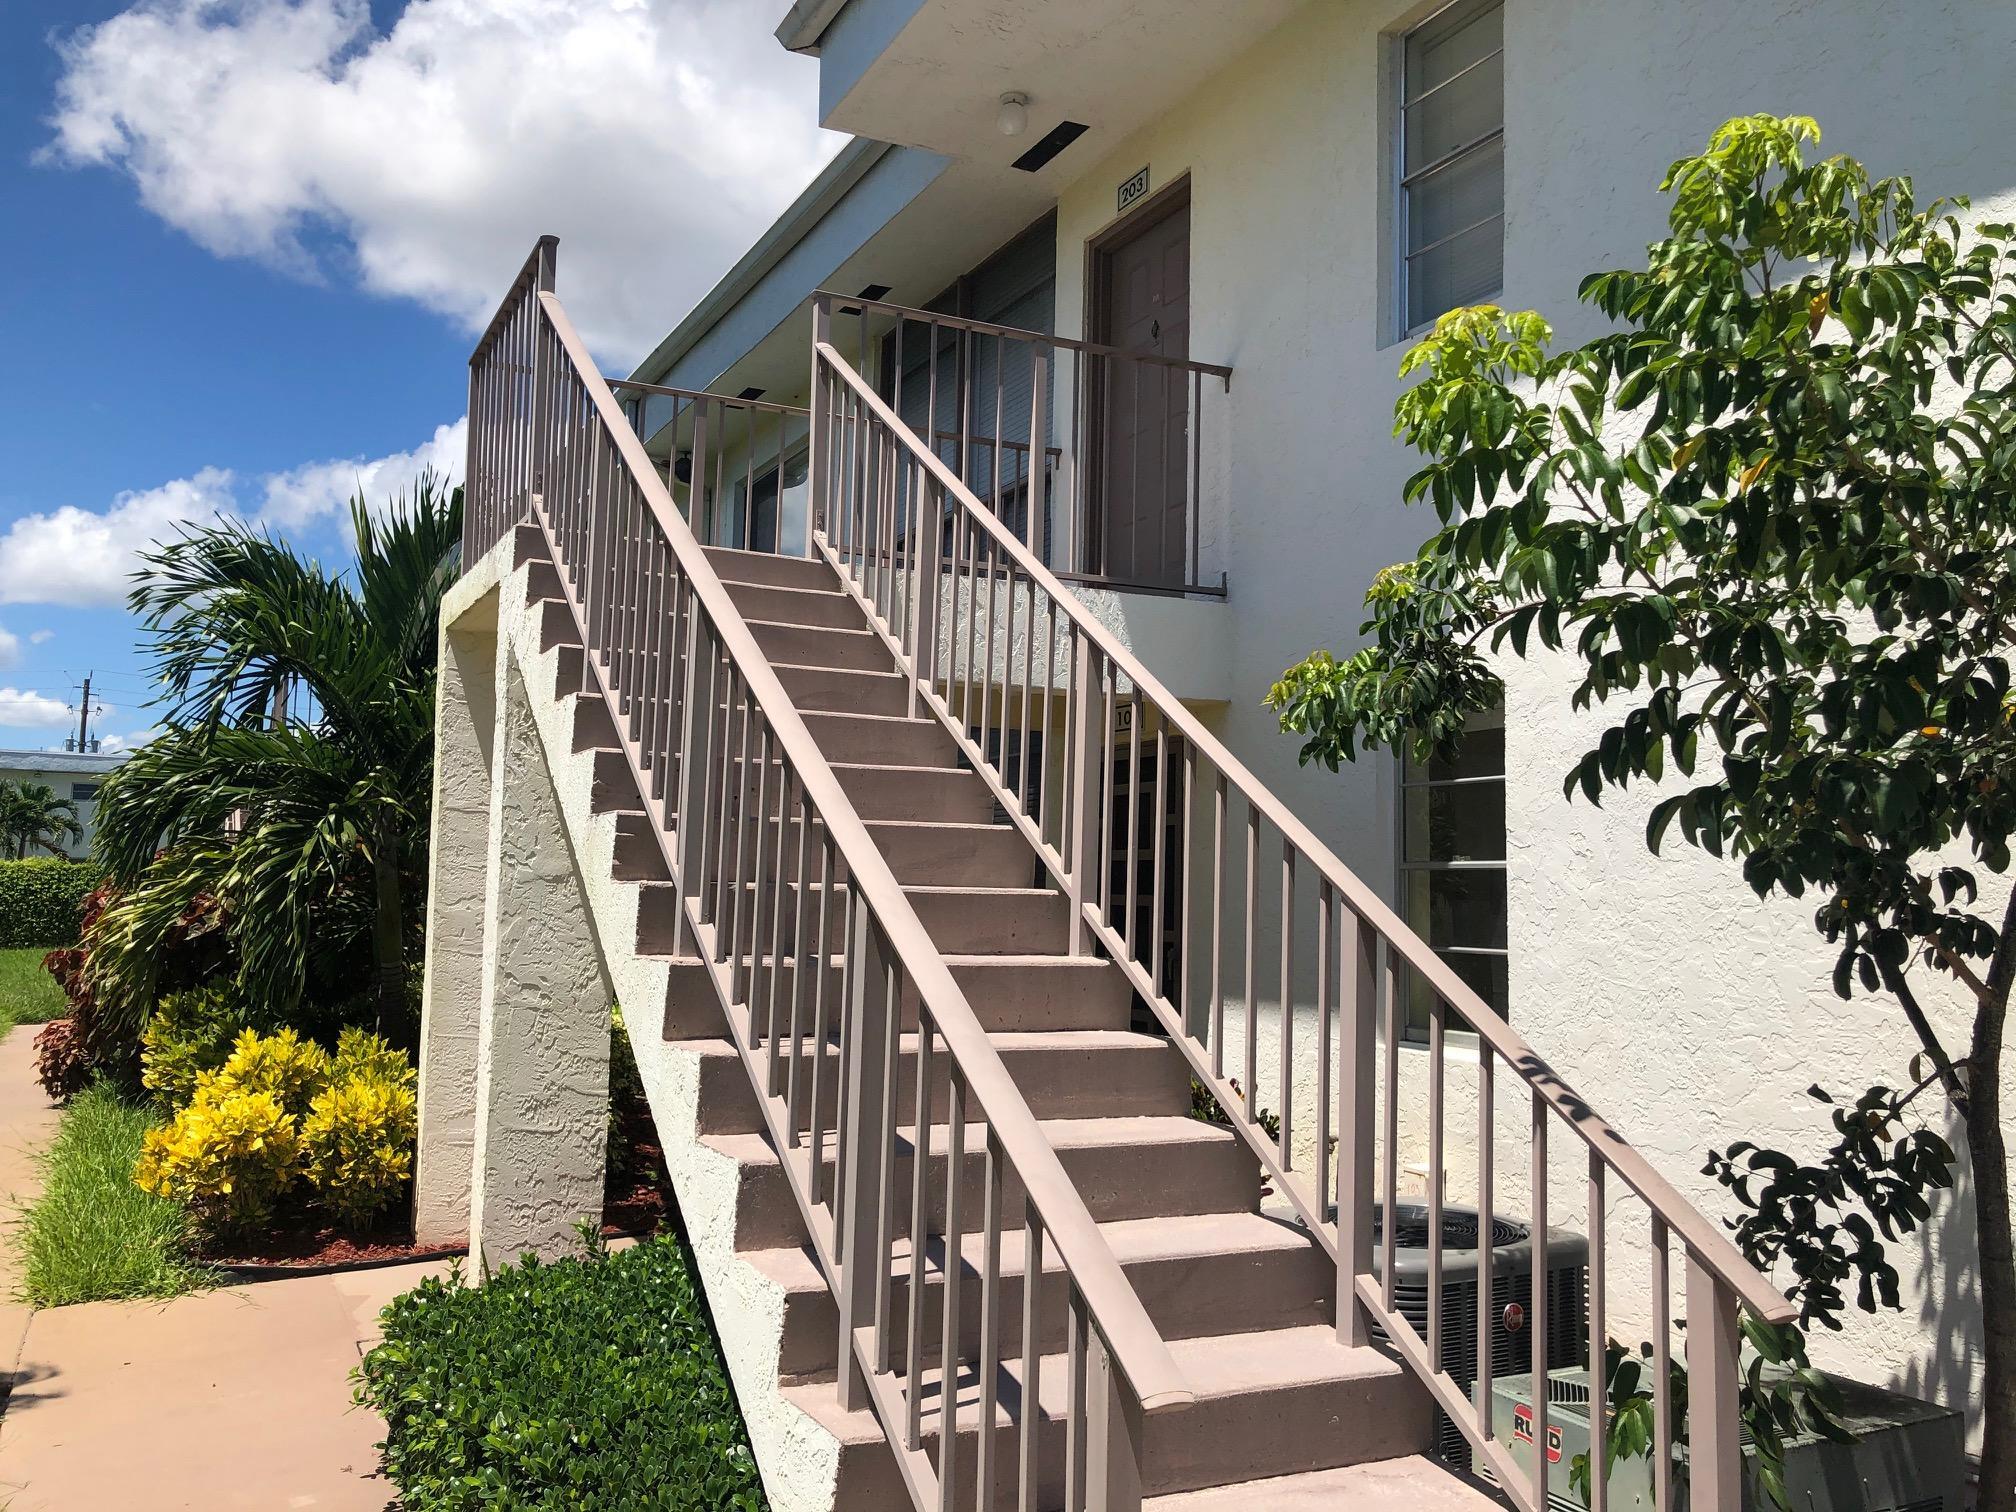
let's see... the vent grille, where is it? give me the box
[1376,1211,1527,1250]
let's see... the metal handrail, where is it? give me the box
[810,323,1786,1512]
[813,336,1788,1324]
[463,252,1185,1512]
[822,291,1234,381]
[606,375,811,419]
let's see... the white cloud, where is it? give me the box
[0,689,89,731]
[260,416,466,528]
[0,420,465,607]
[0,627,19,670]
[99,728,160,754]
[27,631,53,646]
[42,0,842,364]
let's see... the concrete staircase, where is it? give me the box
[509,528,1506,1510]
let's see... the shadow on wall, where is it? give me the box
[1896,1112,1983,1446]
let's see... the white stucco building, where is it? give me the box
[607,0,2007,1442]
[0,747,127,859]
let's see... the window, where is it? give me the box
[1399,709,1507,1035]
[1398,0,1504,333]
[70,783,99,803]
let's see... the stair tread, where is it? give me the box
[782,1323,1408,1443]
[1142,1456,1502,1512]
[671,1027,1179,1059]
[746,615,874,635]
[745,1210,1319,1296]
[772,660,903,679]
[706,1114,1238,1170]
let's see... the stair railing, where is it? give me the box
[468,244,1192,1512]
[807,292,1797,1512]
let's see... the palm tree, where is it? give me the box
[92,475,461,1032]
[0,780,84,859]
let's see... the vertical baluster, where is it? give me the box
[786,792,815,1143]
[1242,806,1258,1116]
[1017,570,1035,817]
[937,1076,967,1511]
[1124,694,1142,962]
[1338,915,1376,1347]
[764,768,794,1094]
[1530,1092,1550,1512]
[809,841,837,1204]
[1587,1154,1607,1512]
[1475,1048,1496,1433]
[1065,630,1095,955]
[1315,881,1333,1211]
[1428,992,1446,1367]
[1065,1290,1088,1512]
[733,708,769,1003]
[1100,667,1117,929]
[876,960,902,1380]
[980,536,1001,780]
[1650,1216,1672,1512]
[1381,936,1400,1312]
[1687,1259,1743,1512]
[977,1131,1004,1512]
[834,892,891,1414]
[907,1022,936,1450]
[1277,842,1294,1168]
[1210,773,1226,1076]
[1151,727,1168,1001]
[1190,368,1202,587]
[1020,1217,1043,1512]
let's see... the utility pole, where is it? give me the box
[74,673,92,753]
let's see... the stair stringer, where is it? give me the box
[442,526,854,1512]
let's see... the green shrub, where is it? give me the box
[198,1026,329,1116]
[302,1059,416,1228]
[134,1085,300,1232]
[0,859,103,948]
[356,1233,768,1510]
[139,987,253,1112]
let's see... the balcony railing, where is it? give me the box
[610,379,812,556]
[813,293,1232,597]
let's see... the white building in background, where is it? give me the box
[0,747,127,860]
[602,0,2011,1445]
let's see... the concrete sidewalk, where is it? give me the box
[0,1024,449,1510]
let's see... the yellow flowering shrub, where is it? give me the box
[135,1087,300,1230]
[198,1027,330,1116]
[330,1026,413,1088]
[302,1070,417,1228]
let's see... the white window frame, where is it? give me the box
[1393,0,1506,341]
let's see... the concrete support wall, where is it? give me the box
[414,604,499,1246]
[465,653,614,1269]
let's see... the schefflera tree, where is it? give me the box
[1266,115,2014,1505]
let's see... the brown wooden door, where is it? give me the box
[1094,195,1190,587]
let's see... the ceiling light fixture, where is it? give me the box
[997,91,1029,138]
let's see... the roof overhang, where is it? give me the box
[799,0,1308,184]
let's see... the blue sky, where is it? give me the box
[0,0,836,753]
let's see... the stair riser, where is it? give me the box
[571,694,618,753]
[730,1133,1257,1251]
[537,597,580,652]
[826,1368,1429,1510]
[776,664,912,717]
[722,581,864,630]
[523,557,563,604]
[836,764,997,825]
[589,748,640,815]
[693,1038,1191,1137]
[800,713,964,769]
[750,620,887,673]
[611,813,670,882]
[640,885,1067,957]
[662,959,1133,1038]
[775,1240,1334,1381]
[704,547,838,591]
[870,824,1034,889]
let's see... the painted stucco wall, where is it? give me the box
[1043,0,2016,1442]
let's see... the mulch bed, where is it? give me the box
[204,1092,677,1280]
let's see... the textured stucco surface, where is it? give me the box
[423,532,846,1512]
[414,613,498,1246]
[1040,0,2016,1444]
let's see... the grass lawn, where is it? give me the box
[0,946,67,1038]
[18,1083,212,1307]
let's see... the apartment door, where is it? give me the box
[1092,188,1191,587]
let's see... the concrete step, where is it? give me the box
[748,1210,1333,1382]
[511,521,549,565]
[610,812,671,882]
[537,596,580,652]
[833,762,997,824]
[713,1115,1259,1251]
[748,618,888,673]
[774,662,913,717]
[867,821,1034,889]
[587,748,640,815]
[682,1028,1191,1137]
[569,690,618,752]
[639,882,1068,957]
[720,578,865,630]
[704,546,838,592]
[790,1324,1429,1509]
[1141,1457,1503,1512]
[659,955,1132,1040]
[800,710,963,769]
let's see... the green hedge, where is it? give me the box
[0,859,102,949]
[355,1232,767,1509]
